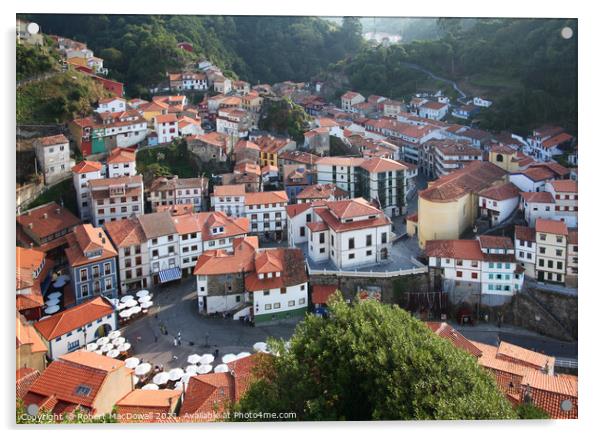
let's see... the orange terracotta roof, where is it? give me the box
[194,236,259,276]
[104,217,146,248]
[65,224,118,267]
[541,133,573,149]
[341,91,362,100]
[286,203,313,218]
[213,184,246,197]
[359,157,407,173]
[479,182,520,201]
[244,191,288,206]
[535,218,568,236]
[16,246,46,289]
[316,156,365,167]
[550,179,577,193]
[16,367,41,400]
[17,313,47,354]
[426,322,482,357]
[521,369,577,397]
[478,235,514,250]
[245,248,307,292]
[312,285,338,305]
[36,134,69,147]
[24,351,129,412]
[297,184,348,201]
[424,239,484,261]
[155,114,178,124]
[106,147,136,164]
[326,198,381,220]
[116,389,181,408]
[515,225,536,242]
[17,202,81,240]
[255,250,283,274]
[179,372,233,419]
[521,191,555,203]
[34,296,114,340]
[420,161,507,203]
[172,211,249,239]
[517,167,555,182]
[497,341,555,369]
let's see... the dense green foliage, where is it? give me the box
[136,140,199,183]
[516,403,551,419]
[17,70,110,124]
[232,294,516,421]
[337,18,577,135]
[16,43,60,81]
[27,178,78,215]
[23,15,363,97]
[259,98,310,143]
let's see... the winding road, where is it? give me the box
[400,61,468,102]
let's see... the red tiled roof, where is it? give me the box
[104,217,146,248]
[479,182,520,201]
[106,147,136,164]
[244,191,288,206]
[194,236,259,276]
[36,134,69,147]
[535,218,568,236]
[541,133,573,149]
[17,202,81,241]
[312,285,338,305]
[326,198,381,220]
[16,367,41,399]
[497,341,555,370]
[34,296,114,340]
[515,225,536,242]
[297,183,348,201]
[359,157,407,173]
[65,224,118,267]
[155,114,178,124]
[286,203,313,218]
[426,322,482,357]
[550,179,577,193]
[17,312,47,354]
[420,100,447,110]
[244,248,307,292]
[420,161,507,203]
[521,191,555,203]
[213,184,246,197]
[478,235,514,250]
[424,239,484,261]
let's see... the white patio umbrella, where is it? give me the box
[107,350,120,358]
[253,342,268,352]
[53,278,67,288]
[181,373,194,385]
[134,363,152,376]
[130,306,142,315]
[112,337,126,347]
[140,301,153,309]
[133,376,140,386]
[222,354,237,364]
[138,295,151,303]
[100,343,114,353]
[96,337,110,346]
[85,343,98,352]
[94,350,103,355]
[197,364,212,374]
[136,290,150,298]
[120,295,134,303]
[168,368,184,381]
[47,292,62,300]
[125,299,138,308]
[125,357,140,369]
[142,383,159,390]
[109,298,120,307]
[45,298,60,307]
[199,354,214,364]
[153,372,170,385]
[214,364,229,373]
[237,352,251,359]
[187,354,202,365]
[118,343,131,353]
[185,365,199,375]
[174,381,184,390]
[117,302,128,311]
[119,309,132,318]
[108,330,122,339]
[44,305,60,315]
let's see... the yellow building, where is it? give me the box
[254,135,296,168]
[489,144,534,172]
[416,161,507,248]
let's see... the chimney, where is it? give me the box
[102,238,106,244]
[28,223,33,229]
[98,232,102,238]
[56,207,61,214]
[42,213,48,219]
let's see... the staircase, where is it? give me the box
[520,288,575,341]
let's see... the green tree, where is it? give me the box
[516,403,550,419]
[259,98,310,143]
[232,294,517,421]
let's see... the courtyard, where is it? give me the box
[120,276,298,370]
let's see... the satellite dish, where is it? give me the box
[560,399,573,412]
[26,22,40,35]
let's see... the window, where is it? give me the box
[348,253,355,259]
[273,302,281,309]
[300,227,305,237]
[299,298,306,305]
[319,233,325,244]
[366,250,372,256]
[81,284,89,297]
[556,236,563,243]
[456,271,462,278]
[539,247,545,254]
[104,262,111,275]
[264,304,272,310]
[263,291,269,296]
[557,261,563,270]
[556,249,563,257]
[366,235,372,246]
[80,268,88,282]
[381,232,387,244]
[288,300,295,307]
[471,272,478,279]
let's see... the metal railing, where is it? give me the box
[306,264,428,278]
[555,358,578,369]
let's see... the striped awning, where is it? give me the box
[159,267,182,284]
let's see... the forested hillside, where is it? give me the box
[334,18,577,134]
[22,15,363,97]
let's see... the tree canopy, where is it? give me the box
[259,98,310,143]
[232,294,517,421]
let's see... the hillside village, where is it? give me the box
[16,18,578,422]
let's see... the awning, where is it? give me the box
[159,267,182,284]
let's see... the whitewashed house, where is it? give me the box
[211,184,246,217]
[106,147,136,178]
[72,160,104,221]
[88,175,144,227]
[34,134,71,185]
[154,114,179,144]
[137,212,181,286]
[521,191,556,227]
[478,182,520,226]
[95,97,127,114]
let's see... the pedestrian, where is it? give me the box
[159,364,164,372]
[173,337,178,347]
[214,348,219,359]
[136,335,142,343]
[172,355,178,362]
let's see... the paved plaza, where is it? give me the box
[121,277,298,369]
